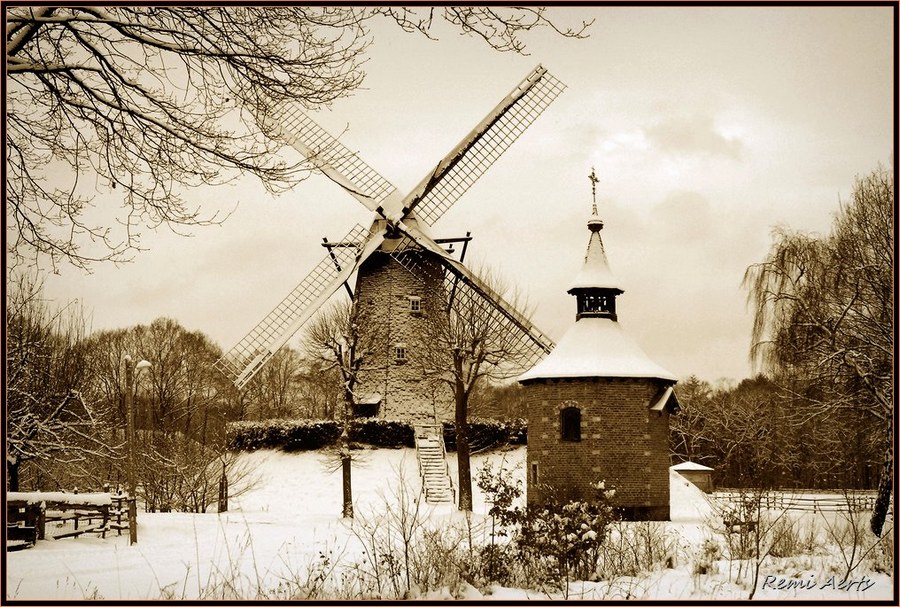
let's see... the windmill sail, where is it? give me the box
[222,66,564,391]
[390,225,554,372]
[400,65,565,226]
[215,223,381,389]
[261,104,401,214]
[442,270,552,373]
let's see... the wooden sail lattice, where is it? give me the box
[214,223,369,389]
[265,105,398,211]
[407,66,566,226]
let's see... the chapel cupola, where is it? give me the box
[568,168,623,321]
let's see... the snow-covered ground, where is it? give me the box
[6,447,894,600]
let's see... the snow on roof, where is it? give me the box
[519,316,677,382]
[650,384,680,413]
[671,461,714,472]
[7,491,114,506]
[567,228,621,292]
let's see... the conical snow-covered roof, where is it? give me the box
[519,316,677,382]
[568,216,621,292]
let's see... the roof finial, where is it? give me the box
[587,167,604,232]
[589,167,600,216]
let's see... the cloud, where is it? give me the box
[651,190,713,241]
[645,114,743,159]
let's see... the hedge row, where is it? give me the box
[226,417,527,452]
[442,417,527,452]
[226,419,341,452]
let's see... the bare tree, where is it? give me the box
[305,300,383,518]
[294,358,342,420]
[5,271,110,490]
[6,6,591,270]
[417,268,536,511]
[669,375,716,465]
[744,166,893,534]
[241,346,305,420]
[80,317,237,507]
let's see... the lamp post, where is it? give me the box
[124,355,151,545]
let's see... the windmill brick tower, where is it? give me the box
[519,169,679,520]
[351,220,455,422]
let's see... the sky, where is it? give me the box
[35,6,895,383]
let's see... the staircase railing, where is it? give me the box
[413,425,427,498]
[414,422,456,504]
[435,422,456,505]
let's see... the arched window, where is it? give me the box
[560,406,581,442]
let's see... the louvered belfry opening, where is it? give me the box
[572,289,618,321]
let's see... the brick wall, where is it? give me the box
[523,377,672,520]
[354,249,454,422]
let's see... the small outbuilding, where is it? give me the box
[671,461,715,493]
[518,171,679,521]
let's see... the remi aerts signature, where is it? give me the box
[762,574,877,593]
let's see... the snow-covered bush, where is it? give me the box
[517,493,616,589]
[474,459,525,585]
[475,464,621,592]
[226,419,341,451]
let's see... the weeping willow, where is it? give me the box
[744,166,893,535]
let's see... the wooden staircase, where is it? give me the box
[414,424,455,504]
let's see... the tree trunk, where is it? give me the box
[8,458,20,492]
[341,451,353,518]
[456,388,473,511]
[217,461,228,513]
[870,420,893,536]
[340,401,353,518]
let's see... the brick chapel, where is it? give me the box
[518,171,680,520]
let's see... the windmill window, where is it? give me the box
[560,406,582,442]
[394,344,407,364]
[408,296,422,314]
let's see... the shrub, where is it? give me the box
[769,515,804,558]
[442,417,527,452]
[693,537,723,575]
[597,521,682,579]
[226,419,340,451]
[516,483,618,592]
[227,418,526,452]
[349,419,415,448]
[476,463,619,593]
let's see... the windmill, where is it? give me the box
[215,65,564,422]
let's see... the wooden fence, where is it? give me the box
[7,491,129,550]
[713,491,884,514]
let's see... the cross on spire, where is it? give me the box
[589,167,600,216]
